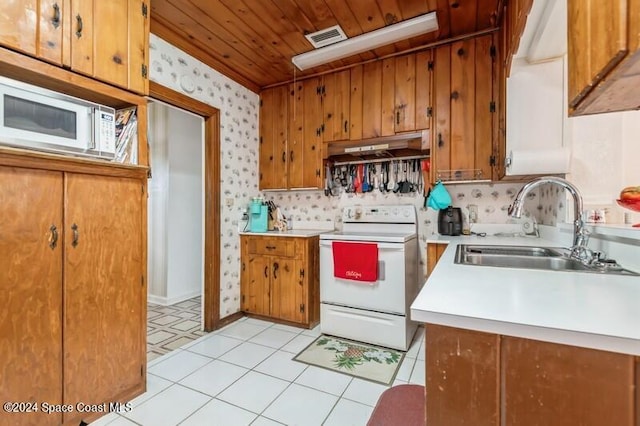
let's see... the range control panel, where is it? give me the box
[342,205,416,224]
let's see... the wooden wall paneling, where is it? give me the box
[394,53,417,133]
[381,57,396,136]
[93,0,129,89]
[302,77,323,188]
[433,44,451,181]
[0,0,37,57]
[259,88,275,189]
[63,173,143,423]
[38,0,64,65]
[415,50,433,131]
[349,64,364,140]
[70,0,94,78]
[501,337,635,426]
[322,72,336,142]
[475,35,493,181]
[450,39,476,176]
[0,167,63,426]
[449,0,479,36]
[425,324,500,426]
[362,61,383,138]
[494,30,506,180]
[288,82,304,187]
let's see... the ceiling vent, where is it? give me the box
[305,25,348,48]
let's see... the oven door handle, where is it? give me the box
[319,240,405,251]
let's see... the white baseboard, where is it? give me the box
[148,290,201,306]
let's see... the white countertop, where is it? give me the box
[239,229,329,237]
[410,235,640,355]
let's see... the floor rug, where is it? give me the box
[293,335,405,385]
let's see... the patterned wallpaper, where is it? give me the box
[149,34,562,319]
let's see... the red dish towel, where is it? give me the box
[332,241,378,282]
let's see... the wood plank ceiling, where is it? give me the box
[151,0,503,93]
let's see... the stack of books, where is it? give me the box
[114,106,138,164]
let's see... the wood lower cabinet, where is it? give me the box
[425,324,638,426]
[0,164,146,426]
[0,167,64,426]
[240,235,319,328]
[426,242,448,277]
[0,0,149,94]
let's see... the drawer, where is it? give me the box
[247,237,296,257]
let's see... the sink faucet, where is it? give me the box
[508,176,589,259]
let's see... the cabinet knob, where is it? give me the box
[49,225,59,250]
[71,223,79,248]
[273,262,279,279]
[75,14,83,38]
[264,266,269,278]
[51,3,61,28]
[438,133,444,148]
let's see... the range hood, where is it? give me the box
[326,130,429,161]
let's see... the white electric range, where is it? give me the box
[319,205,419,351]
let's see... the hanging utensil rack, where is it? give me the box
[331,154,428,166]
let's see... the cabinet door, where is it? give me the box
[270,258,305,324]
[394,54,416,133]
[259,86,288,190]
[415,50,433,131]
[381,57,396,136]
[92,0,129,89]
[242,255,271,316]
[0,167,63,426]
[362,61,383,138]
[70,0,94,77]
[502,337,634,426]
[426,243,448,278]
[567,0,628,110]
[0,0,63,65]
[322,69,350,142]
[288,81,304,188]
[433,35,495,182]
[63,174,143,422]
[300,77,323,189]
[127,0,149,94]
[425,325,499,426]
[349,64,363,140]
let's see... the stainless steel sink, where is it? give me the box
[455,245,639,276]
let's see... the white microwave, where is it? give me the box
[0,76,116,159]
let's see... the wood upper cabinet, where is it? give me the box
[259,85,288,190]
[0,165,146,426]
[351,52,433,140]
[567,0,640,115]
[0,0,149,94]
[322,69,350,142]
[0,166,64,426]
[0,0,64,66]
[240,235,319,328]
[259,83,323,190]
[432,34,496,183]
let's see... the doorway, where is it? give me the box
[145,82,223,361]
[146,100,204,360]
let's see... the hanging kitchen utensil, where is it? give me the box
[401,161,411,193]
[362,163,369,192]
[354,164,363,193]
[324,165,331,196]
[378,163,385,192]
[393,161,401,193]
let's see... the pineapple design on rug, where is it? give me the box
[294,335,405,385]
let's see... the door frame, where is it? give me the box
[148,81,221,331]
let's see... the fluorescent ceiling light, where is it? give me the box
[292,12,438,71]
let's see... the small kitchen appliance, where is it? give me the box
[249,197,268,232]
[438,206,463,236]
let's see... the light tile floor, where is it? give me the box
[147,297,204,362]
[91,318,426,426]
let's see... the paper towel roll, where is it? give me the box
[506,148,570,175]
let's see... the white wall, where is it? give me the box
[148,101,204,305]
